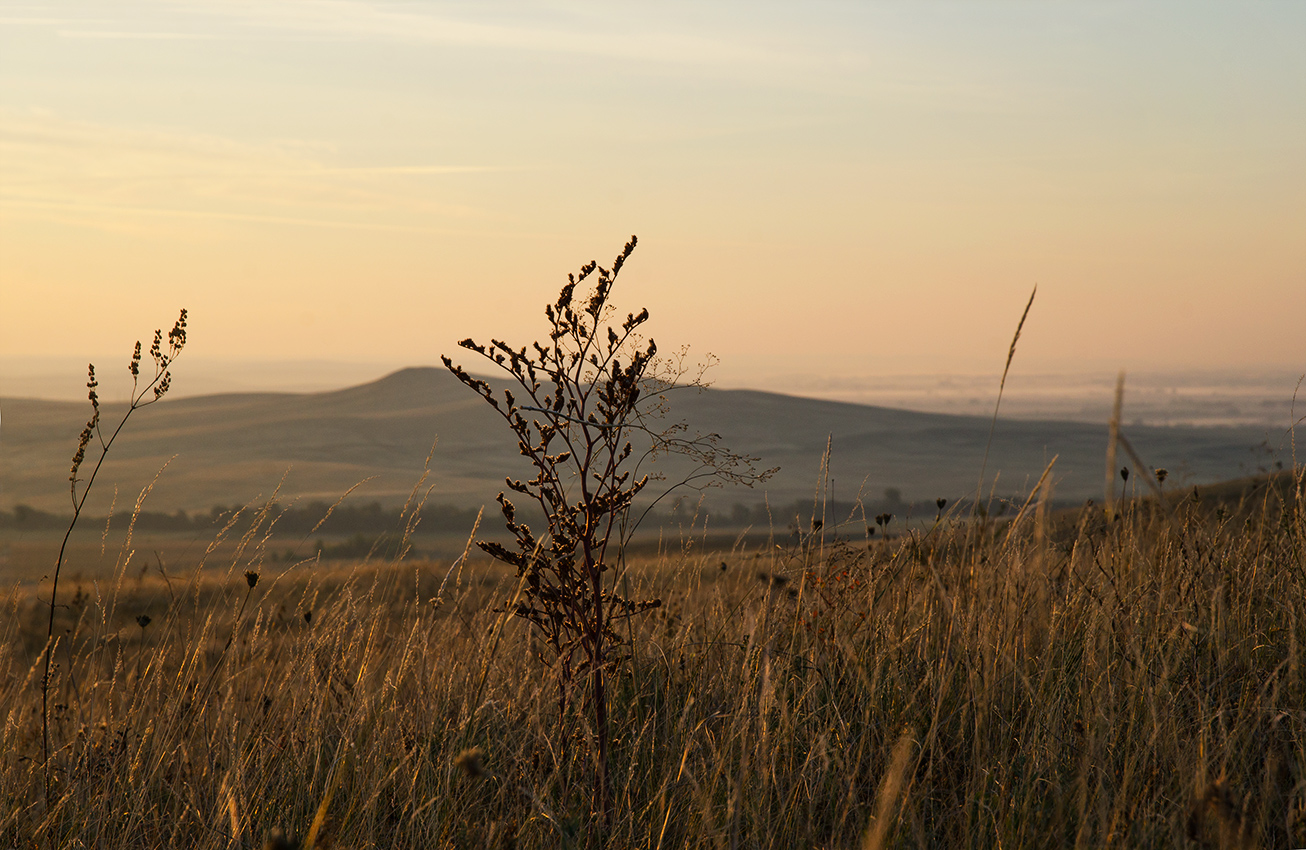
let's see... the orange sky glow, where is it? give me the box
[1,2,1303,402]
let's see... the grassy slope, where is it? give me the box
[2,469,1302,847]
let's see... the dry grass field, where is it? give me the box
[2,470,1303,848]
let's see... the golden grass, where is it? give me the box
[2,472,1304,848]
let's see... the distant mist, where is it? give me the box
[4,357,1302,428]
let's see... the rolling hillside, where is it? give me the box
[1,367,1297,518]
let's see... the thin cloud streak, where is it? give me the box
[0,195,557,239]
[172,0,793,69]
[12,0,783,69]
[0,110,504,223]
[5,3,1029,112]
[57,29,214,39]
[144,0,1012,108]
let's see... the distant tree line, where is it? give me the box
[0,500,483,536]
[2,488,969,539]
[679,488,917,531]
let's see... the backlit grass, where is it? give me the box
[2,471,1302,848]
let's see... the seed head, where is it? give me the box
[245,571,259,589]
[86,364,99,409]
[168,309,188,350]
[70,410,99,484]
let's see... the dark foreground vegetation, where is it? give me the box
[2,470,1303,849]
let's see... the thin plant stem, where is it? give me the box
[40,310,187,816]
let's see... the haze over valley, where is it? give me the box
[1,367,1296,528]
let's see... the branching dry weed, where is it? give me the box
[442,236,771,843]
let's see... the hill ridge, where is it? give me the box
[1,367,1295,515]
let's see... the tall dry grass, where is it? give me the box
[2,469,1303,848]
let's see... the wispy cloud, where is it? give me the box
[271,165,505,176]
[175,0,792,70]
[5,2,1027,111]
[0,109,504,232]
[8,1,787,69]
[0,195,496,235]
[57,29,214,39]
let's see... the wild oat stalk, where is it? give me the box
[41,309,188,810]
[974,286,1036,515]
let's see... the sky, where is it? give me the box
[1,1,1304,404]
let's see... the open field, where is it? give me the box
[2,468,1303,848]
[0,528,446,589]
[0,521,773,589]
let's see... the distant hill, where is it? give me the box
[0,367,1297,517]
